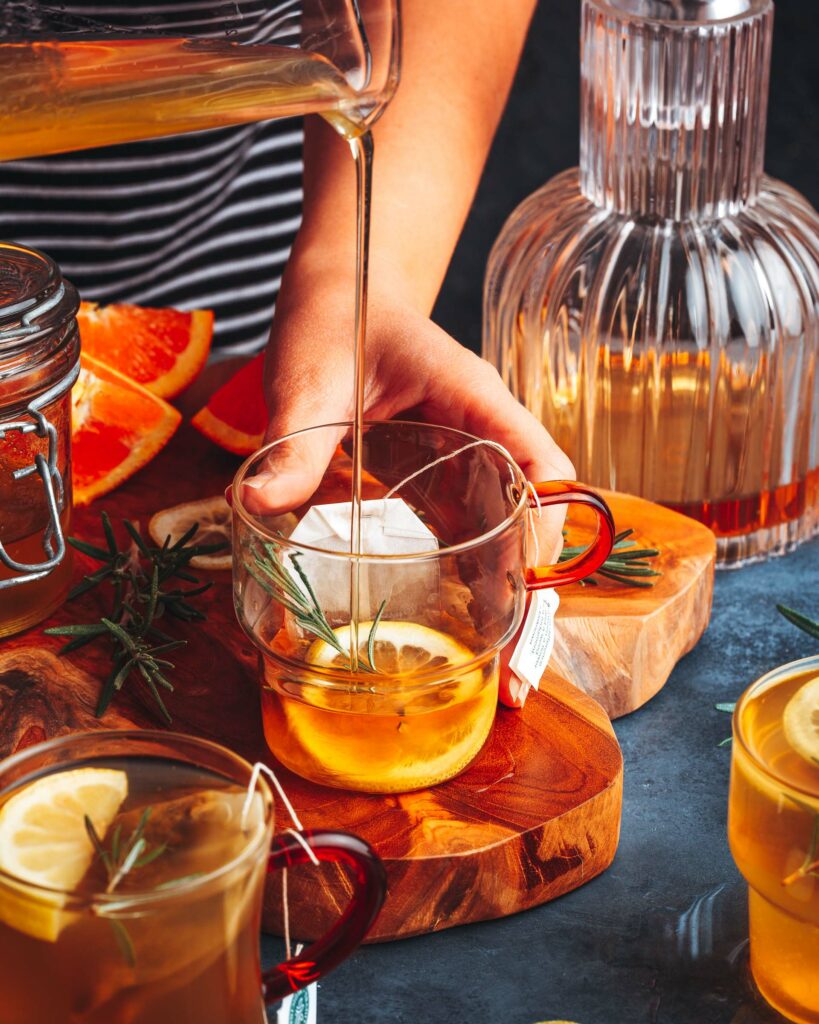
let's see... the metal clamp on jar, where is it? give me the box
[0,242,80,637]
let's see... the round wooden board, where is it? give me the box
[260,669,622,942]
[555,490,716,719]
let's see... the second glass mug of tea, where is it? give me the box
[233,420,615,793]
[728,655,819,1024]
[0,730,387,1024]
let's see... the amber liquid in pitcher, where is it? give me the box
[0,758,269,1024]
[728,669,819,1024]
[550,350,810,542]
[0,38,365,160]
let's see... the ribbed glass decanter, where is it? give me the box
[484,0,819,566]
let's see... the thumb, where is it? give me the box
[240,345,351,516]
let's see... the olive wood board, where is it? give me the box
[0,418,713,940]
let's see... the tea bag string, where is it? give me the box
[383,438,544,566]
[242,762,319,960]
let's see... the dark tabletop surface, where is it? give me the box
[262,536,819,1024]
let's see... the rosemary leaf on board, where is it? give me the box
[45,513,224,723]
[559,526,661,588]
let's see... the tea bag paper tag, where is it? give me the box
[508,589,559,692]
[276,945,317,1024]
[276,984,317,1023]
[287,499,438,620]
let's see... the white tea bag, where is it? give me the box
[287,498,438,623]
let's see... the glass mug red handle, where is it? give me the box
[263,829,387,1002]
[524,481,615,588]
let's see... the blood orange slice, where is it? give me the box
[191,352,266,455]
[72,354,182,506]
[76,301,213,400]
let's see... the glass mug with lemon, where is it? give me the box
[0,731,386,1024]
[233,421,615,793]
[728,657,819,1023]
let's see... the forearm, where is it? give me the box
[281,0,537,315]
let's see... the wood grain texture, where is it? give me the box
[262,670,622,942]
[554,490,716,719]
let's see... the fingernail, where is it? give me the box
[244,472,276,491]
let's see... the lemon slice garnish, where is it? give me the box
[783,675,819,767]
[0,767,128,941]
[307,619,476,676]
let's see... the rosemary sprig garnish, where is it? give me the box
[777,603,819,641]
[85,807,167,968]
[246,540,384,671]
[85,806,166,895]
[560,527,660,588]
[45,512,225,723]
[783,812,819,888]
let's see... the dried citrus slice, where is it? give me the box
[72,353,182,506]
[0,768,128,941]
[149,496,234,571]
[149,497,298,571]
[77,301,213,399]
[783,675,819,767]
[191,352,266,455]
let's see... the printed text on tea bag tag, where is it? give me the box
[508,589,559,693]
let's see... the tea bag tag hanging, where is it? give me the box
[508,589,559,697]
[287,498,438,621]
[276,957,317,1024]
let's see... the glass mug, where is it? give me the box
[728,656,819,1024]
[0,730,387,1024]
[232,420,615,793]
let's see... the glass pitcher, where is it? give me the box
[0,0,401,157]
[484,0,819,567]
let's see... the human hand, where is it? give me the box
[240,283,575,708]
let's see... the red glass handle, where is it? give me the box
[525,481,615,589]
[263,829,386,1003]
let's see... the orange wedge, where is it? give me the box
[72,354,181,506]
[77,301,213,400]
[191,352,266,455]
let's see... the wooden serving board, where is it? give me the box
[552,490,716,719]
[0,415,711,940]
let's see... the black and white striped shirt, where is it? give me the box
[0,2,306,356]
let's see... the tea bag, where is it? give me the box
[286,498,438,622]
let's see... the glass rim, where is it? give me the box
[732,654,819,802]
[232,419,530,563]
[0,730,274,907]
[585,0,772,28]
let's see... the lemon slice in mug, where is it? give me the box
[783,675,819,767]
[307,620,477,677]
[0,768,128,941]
